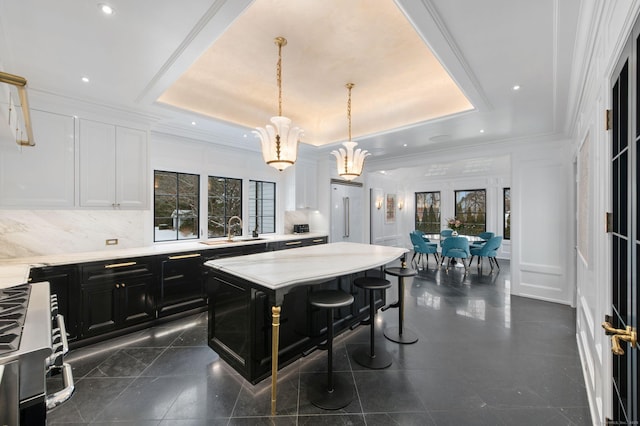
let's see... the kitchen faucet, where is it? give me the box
[227,216,242,241]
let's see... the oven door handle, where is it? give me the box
[46,363,74,410]
[55,314,69,356]
[47,315,69,367]
[46,314,74,410]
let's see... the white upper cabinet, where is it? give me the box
[293,159,318,210]
[79,119,148,209]
[0,109,75,207]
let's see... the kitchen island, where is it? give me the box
[204,241,408,414]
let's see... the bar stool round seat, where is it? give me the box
[351,276,393,369]
[383,267,419,344]
[307,289,355,410]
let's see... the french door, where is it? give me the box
[609,21,639,425]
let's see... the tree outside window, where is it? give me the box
[249,180,276,234]
[454,189,486,235]
[503,188,511,240]
[415,192,441,233]
[154,170,199,241]
[208,176,242,238]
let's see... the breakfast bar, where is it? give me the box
[204,242,407,414]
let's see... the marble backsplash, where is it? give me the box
[0,209,328,260]
[284,210,326,235]
[0,210,146,259]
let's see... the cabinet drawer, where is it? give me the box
[158,253,205,316]
[306,237,327,245]
[81,258,153,284]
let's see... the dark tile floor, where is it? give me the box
[47,259,592,425]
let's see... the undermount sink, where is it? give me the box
[200,237,267,246]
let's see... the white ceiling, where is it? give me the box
[0,0,580,169]
[158,0,473,147]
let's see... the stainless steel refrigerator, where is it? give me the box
[330,180,365,243]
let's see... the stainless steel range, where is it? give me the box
[0,282,74,425]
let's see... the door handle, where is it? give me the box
[602,317,637,355]
[343,197,350,238]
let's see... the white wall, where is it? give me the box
[150,130,290,240]
[394,164,511,256]
[368,172,402,247]
[365,135,573,307]
[0,103,302,258]
[510,140,573,304]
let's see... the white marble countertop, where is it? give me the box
[0,233,327,288]
[204,242,409,290]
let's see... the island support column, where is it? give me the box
[271,305,281,415]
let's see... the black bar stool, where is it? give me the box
[383,264,419,344]
[307,289,355,410]
[352,276,393,369]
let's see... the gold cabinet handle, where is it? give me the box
[121,283,125,288]
[602,321,637,355]
[105,261,137,269]
[285,241,302,246]
[312,239,324,243]
[115,284,120,289]
[168,253,201,260]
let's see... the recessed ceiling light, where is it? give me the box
[81,76,90,83]
[480,129,485,133]
[403,143,408,147]
[98,3,115,15]
[191,121,196,126]
[513,85,520,91]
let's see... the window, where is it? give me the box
[154,170,199,241]
[208,176,242,238]
[503,188,511,240]
[415,191,441,233]
[454,189,486,235]
[249,180,276,234]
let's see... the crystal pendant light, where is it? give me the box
[331,83,369,180]
[253,37,303,171]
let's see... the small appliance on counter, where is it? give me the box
[293,224,309,234]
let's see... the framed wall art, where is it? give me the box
[385,193,396,223]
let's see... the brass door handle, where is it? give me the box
[602,321,637,355]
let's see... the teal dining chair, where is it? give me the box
[469,236,503,271]
[440,236,470,271]
[439,229,453,247]
[409,231,439,268]
[471,231,495,248]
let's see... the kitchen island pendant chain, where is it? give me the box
[252,36,302,172]
[276,36,284,117]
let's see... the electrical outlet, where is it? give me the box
[106,238,118,245]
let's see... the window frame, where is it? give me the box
[207,175,243,239]
[249,180,276,234]
[153,170,200,242]
[503,187,511,240]
[414,191,441,234]
[454,188,487,235]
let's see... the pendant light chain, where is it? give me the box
[275,37,286,117]
[346,83,353,141]
[345,83,354,173]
